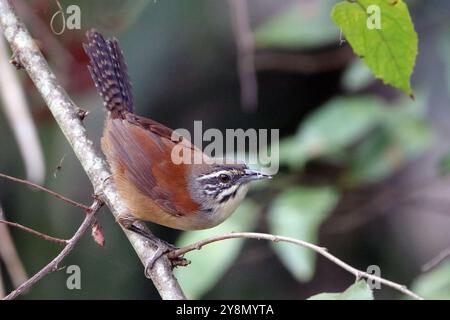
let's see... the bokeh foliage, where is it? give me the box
[2,0,450,300]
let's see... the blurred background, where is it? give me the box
[1,0,450,299]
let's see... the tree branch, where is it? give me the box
[0,172,91,212]
[0,205,28,289]
[0,0,185,300]
[422,247,450,272]
[3,200,101,300]
[168,232,424,300]
[0,219,68,245]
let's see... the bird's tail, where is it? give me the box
[83,29,133,115]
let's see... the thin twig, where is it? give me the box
[228,0,258,112]
[422,247,450,272]
[0,172,91,212]
[168,232,424,300]
[0,36,45,183]
[3,200,101,300]
[0,0,185,300]
[0,205,28,288]
[0,220,67,245]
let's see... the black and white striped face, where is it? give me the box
[195,164,271,205]
[197,167,246,204]
[185,163,271,229]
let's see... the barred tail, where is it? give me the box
[83,29,133,115]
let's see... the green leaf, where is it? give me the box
[254,1,340,49]
[295,96,385,160]
[331,0,418,96]
[280,94,431,179]
[411,261,450,299]
[439,152,450,176]
[174,200,258,298]
[267,186,339,281]
[278,136,307,170]
[308,280,374,300]
[344,100,432,186]
[341,59,376,92]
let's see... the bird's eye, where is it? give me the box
[218,173,231,184]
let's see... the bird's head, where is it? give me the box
[188,162,271,221]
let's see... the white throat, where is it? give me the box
[186,183,249,230]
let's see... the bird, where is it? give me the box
[83,30,271,261]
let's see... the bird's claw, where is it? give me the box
[144,241,190,278]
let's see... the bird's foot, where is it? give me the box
[119,222,190,275]
[144,240,190,278]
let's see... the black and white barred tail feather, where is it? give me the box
[83,29,133,115]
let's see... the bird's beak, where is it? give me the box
[242,169,272,182]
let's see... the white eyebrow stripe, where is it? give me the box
[196,170,230,181]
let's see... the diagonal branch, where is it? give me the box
[0,219,68,245]
[3,200,101,300]
[0,172,91,212]
[0,205,28,288]
[422,247,450,272]
[0,0,185,300]
[168,232,424,300]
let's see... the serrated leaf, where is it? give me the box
[174,200,258,298]
[411,261,450,299]
[254,1,339,49]
[267,186,339,281]
[331,0,418,96]
[308,280,374,300]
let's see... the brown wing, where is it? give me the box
[123,112,179,143]
[103,115,201,216]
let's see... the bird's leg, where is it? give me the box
[117,216,189,274]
